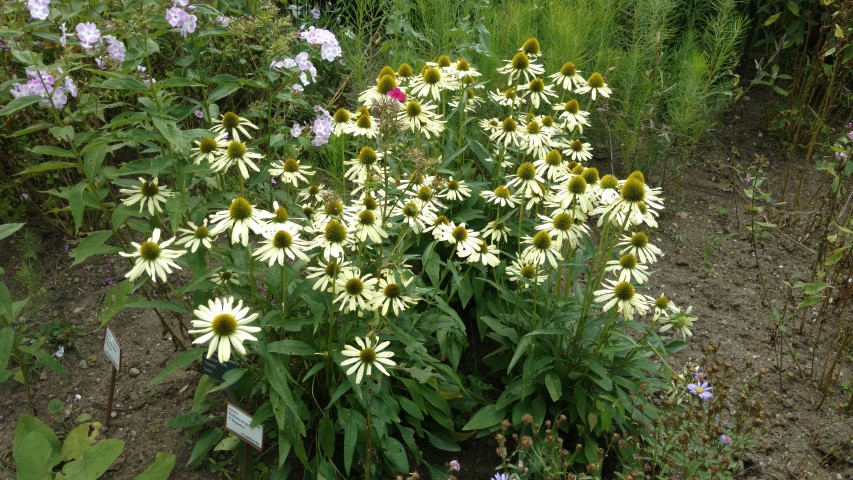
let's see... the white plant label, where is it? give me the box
[225,403,263,451]
[103,327,121,371]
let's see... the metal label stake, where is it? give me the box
[103,327,121,429]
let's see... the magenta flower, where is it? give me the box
[687,381,713,400]
[388,87,406,103]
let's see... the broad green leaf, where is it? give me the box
[381,436,409,472]
[98,280,134,327]
[208,85,240,102]
[508,328,571,372]
[161,76,203,88]
[151,116,185,151]
[68,181,87,234]
[786,1,799,15]
[193,374,216,412]
[30,145,76,158]
[150,348,204,384]
[50,125,74,142]
[425,430,459,452]
[133,452,176,480]
[61,423,99,462]
[267,339,316,356]
[0,326,14,373]
[587,412,598,431]
[209,368,245,393]
[187,428,221,468]
[600,410,613,431]
[545,372,562,402]
[11,122,50,137]
[48,398,64,414]
[341,409,357,475]
[71,231,120,266]
[96,76,147,91]
[83,142,107,180]
[763,12,781,26]
[589,361,613,391]
[398,396,424,422]
[124,300,188,313]
[0,222,25,241]
[17,161,78,176]
[461,404,505,430]
[14,415,61,466]
[798,296,824,308]
[33,348,66,374]
[318,415,335,458]
[0,96,45,116]
[59,438,123,480]
[15,431,53,480]
[213,435,241,452]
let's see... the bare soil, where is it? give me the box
[0,91,850,479]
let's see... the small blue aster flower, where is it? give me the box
[687,381,713,400]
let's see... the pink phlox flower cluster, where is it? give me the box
[300,26,341,61]
[271,52,317,87]
[103,35,126,62]
[76,22,100,49]
[165,1,197,37]
[27,0,50,20]
[64,21,126,67]
[10,69,77,109]
[311,106,333,147]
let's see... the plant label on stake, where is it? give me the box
[102,327,121,429]
[225,402,263,480]
[201,355,240,382]
[103,327,121,371]
[224,403,264,451]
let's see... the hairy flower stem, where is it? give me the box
[571,214,629,356]
[364,404,372,480]
[245,244,257,303]
[280,265,287,328]
[17,351,34,415]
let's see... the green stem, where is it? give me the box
[280,264,287,328]
[364,404,372,480]
[17,350,34,415]
[245,244,257,303]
